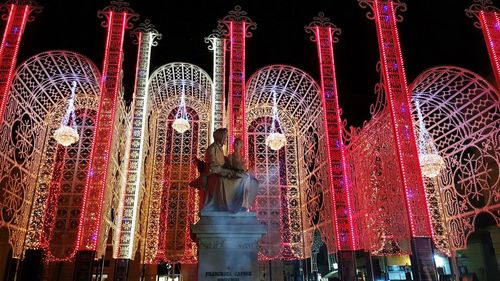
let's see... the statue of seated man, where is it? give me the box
[227,138,258,211]
[190,128,258,213]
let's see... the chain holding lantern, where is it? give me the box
[265,88,286,150]
[172,84,191,134]
[53,81,79,146]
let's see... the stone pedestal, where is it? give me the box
[191,211,266,281]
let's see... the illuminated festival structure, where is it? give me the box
[0,0,498,281]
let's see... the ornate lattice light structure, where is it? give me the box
[415,100,445,178]
[172,84,190,133]
[411,66,500,252]
[265,89,286,150]
[144,62,212,264]
[53,81,79,146]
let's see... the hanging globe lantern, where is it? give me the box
[414,99,446,178]
[266,132,286,151]
[266,88,286,150]
[172,84,190,134]
[54,81,79,146]
[53,125,80,147]
[419,153,446,178]
[172,117,190,134]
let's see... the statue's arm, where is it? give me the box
[207,146,234,177]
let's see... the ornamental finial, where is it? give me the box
[218,5,257,38]
[98,0,139,29]
[205,25,227,51]
[358,0,407,22]
[1,0,42,22]
[465,0,500,29]
[305,12,342,43]
[131,19,162,46]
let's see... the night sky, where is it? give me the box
[20,0,494,127]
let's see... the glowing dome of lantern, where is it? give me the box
[419,153,445,178]
[266,132,286,150]
[172,117,190,133]
[53,125,79,146]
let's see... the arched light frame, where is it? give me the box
[246,64,336,259]
[143,62,213,264]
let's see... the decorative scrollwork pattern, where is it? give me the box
[465,0,500,28]
[144,63,211,264]
[0,51,101,258]
[246,65,335,258]
[218,5,257,38]
[304,12,342,43]
[411,66,500,250]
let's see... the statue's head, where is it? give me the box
[233,138,243,152]
[213,128,228,144]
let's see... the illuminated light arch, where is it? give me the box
[246,64,336,259]
[143,62,212,264]
[410,66,500,251]
[0,50,102,258]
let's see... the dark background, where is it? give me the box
[20,0,495,126]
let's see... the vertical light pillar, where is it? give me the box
[305,13,356,281]
[0,1,41,125]
[359,1,435,280]
[74,1,138,279]
[466,0,500,91]
[113,19,160,272]
[219,6,256,152]
[205,26,227,141]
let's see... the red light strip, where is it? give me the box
[77,11,130,251]
[228,21,234,148]
[373,0,432,237]
[480,11,500,91]
[327,27,357,250]
[42,145,68,261]
[76,10,114,250]
[315,27,342,250]
[0,4,30,126]
[314,25,357,250]
[156,122,174,262]
[242,21,248,157]
[227,20,247,154]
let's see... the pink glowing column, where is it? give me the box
[219,6,256,152]
[359,1,436,280]
[359,0,432,238]
[0,2,41,125]
[306,13,357,281]
[466,1,500,91]
[76,2,138,253]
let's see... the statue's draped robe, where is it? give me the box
[227,153,258,210]
[194,142,258,212]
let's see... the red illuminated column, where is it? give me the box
[74,1,138,278]
[359,1,435,280]
[305,13,356,281]
[219,6,256,152]
[466,0,500,91]
[0,1,41,125]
